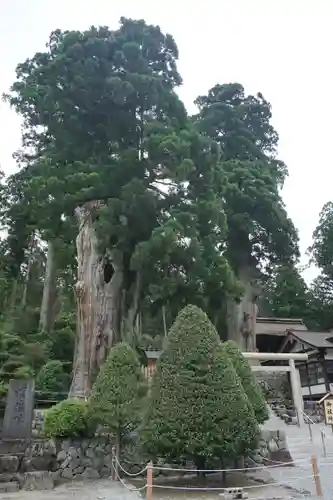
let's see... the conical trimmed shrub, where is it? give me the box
[220,340,269,424]
[141,305,259,467]
[89,342,147,438]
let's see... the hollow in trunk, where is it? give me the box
[69,202,124,398]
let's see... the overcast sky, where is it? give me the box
[1,0,332,282]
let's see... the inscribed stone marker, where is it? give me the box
[2,379,35,439]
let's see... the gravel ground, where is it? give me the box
[0,480,141,500]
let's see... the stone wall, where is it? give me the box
[0,429,292,490]
[0,436,143,490]
[55,437,116,481]
[0,439,56,492]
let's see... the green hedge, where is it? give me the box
[43,398,90,438]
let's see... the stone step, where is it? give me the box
[0,455,20,473]
[19,471,54,490]
[0,481,19,493]
[0,439,30,455]
[0,471,54,490]
[0,472,19,483]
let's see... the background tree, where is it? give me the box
[310,275,333,331]
[308,201,333,330]
[259,263,318,329]
[141,305,259,471]
[193,83,299,348]
[310,202,333,278]
[36,360,70,399]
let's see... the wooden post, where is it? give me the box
[311,455,323,497]
[147,461,153,500]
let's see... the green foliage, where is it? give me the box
[311,202,333,277]
[48,323,75,363]
[1,14,332,408]
[3,17,238,348]
[142,305,259,467]
[0,381,8,401]
[36,360,70,397]
[260,264,319,330]
[220,341,268,424]
[43,398,89,438]
[307,202,333,330]
[310,275,333,330]
[193,83,299,274]
[89,343,147,437]
[14,365,35,379]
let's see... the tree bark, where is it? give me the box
[21,234,36,310]
[39,240,57,333]
[162,305,167,337]
[8,278,18,312]
[122,272,141,342]
[227,266,258,352]
[69,202,124,398]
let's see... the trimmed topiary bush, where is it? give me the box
[89,342,147,447]
[220,340,269,424]
[141,305,259,469]
[43,398,89,438]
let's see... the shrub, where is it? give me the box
[36,360,70,398]
[43,398,89,438]
[49,325,75,363]
[220,341,269,424]
[0,381,8,401]
[89,343,147,444]
[141,305,259,468]
[14,365,35,379]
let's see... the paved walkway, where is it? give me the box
[0,480,140,500]
[260,411,333,499]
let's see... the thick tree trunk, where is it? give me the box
[69,202,124,398]
[162,305,167,337]
[8,278,18,312]
[21,235,36,310]
[39,240,57,333]
[122,272,141,343]
[227,266,258,352]
[21,260,31,311]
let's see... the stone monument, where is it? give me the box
[2,379,35,439]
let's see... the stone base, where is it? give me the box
[264,449,293,465]
[19,471,54,491]
[0,481,19,493]
[251,429,292,465]
[0,439,30,455]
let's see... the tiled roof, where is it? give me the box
[286,330,333,349]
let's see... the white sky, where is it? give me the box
[1,0,332,283]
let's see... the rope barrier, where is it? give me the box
[109,439,327,498]
[150,473,316,491]
[151,457,309,473]
[112,452,148,477]
[113,467,147,492]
